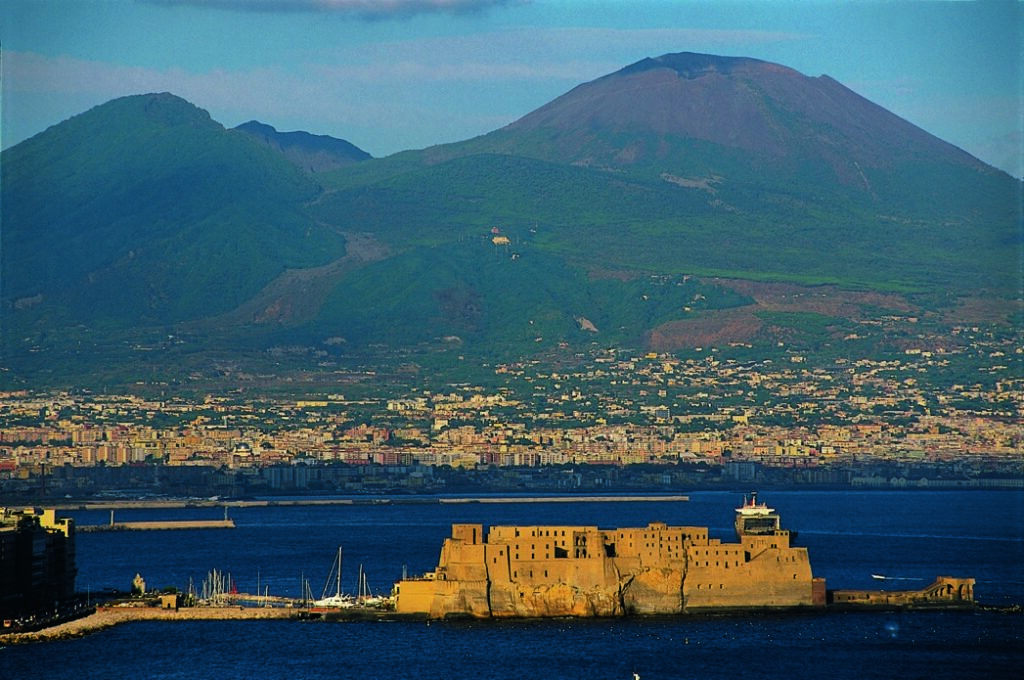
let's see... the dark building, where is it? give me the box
[0,507,77,622]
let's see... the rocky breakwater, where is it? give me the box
[0,605,298,644]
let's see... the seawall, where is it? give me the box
[77,519,235,532]
[0,606,296,644]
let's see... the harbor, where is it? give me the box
[3,489,1020,662]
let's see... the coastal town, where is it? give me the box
[2,323,1019,499]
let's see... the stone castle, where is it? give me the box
[395,515,823,618]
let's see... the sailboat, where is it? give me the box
[355,563,387,608]
[314,546,355,608]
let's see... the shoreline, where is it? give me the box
[54,495,691,511]
[4,600,1011,646]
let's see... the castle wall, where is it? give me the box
[438,541,489,581]
[683,542,813,609]
[450,524,483,544]
[396,520,816,618]
[619,564,684,615]
[428,577,491,618]
[604,523,701,565]
[393,578,437,614]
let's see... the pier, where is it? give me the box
[78,519,235,532]
[76,508,235,532]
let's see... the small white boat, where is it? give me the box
[355,563,387,608]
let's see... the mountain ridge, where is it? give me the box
[234,120,372,172]
[1,53,1020,387]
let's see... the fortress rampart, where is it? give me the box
[395,520,817,618]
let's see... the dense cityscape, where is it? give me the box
[2,322,1020,500]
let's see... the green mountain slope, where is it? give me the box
[2,93,346,335]
[1,54,1020,388]
[296,241,751,355]
[305,53,1019,297]
[312,144,1018,294]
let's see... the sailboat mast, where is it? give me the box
[336,546,343,597]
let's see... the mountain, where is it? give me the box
[303,52,1019,315]
[504,52,989,175]
[1,93,346,354]
[234,120,371,172]
[1,55,1020,387]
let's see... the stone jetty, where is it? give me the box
[0,606,298,644]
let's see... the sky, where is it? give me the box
[1,1,1021,177]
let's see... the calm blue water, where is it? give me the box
[3,490,1022,679]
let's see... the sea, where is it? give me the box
[3,489,1022,680]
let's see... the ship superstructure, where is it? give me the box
[734,492,782,539]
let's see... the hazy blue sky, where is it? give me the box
[1,1,1020,176]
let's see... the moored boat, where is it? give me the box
[313,546,355,608]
